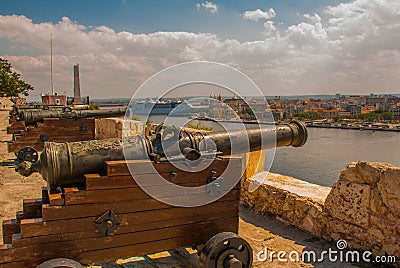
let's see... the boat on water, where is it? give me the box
[130,98,182,115]
[130,98,211,116]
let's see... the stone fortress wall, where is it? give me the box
[242,152,400,259]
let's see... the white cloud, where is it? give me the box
[304,13,322,24]
[1,0,400,99]
[264,21,277,36]
[241,8,276,22]
[197,1,218,13]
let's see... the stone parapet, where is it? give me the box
[241,171,330,236]
[242,160,400,259]
[324,161,400,257]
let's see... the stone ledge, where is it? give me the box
[242,161,400,259]
[249,171,331,203]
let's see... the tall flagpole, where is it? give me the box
[50,32,54,95]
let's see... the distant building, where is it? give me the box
[346,95,362,105]
[268,108,284,120]
[389,105,400,119]
[11,97,27,105]
[364,95,399,110]
[72,64,83,105]
[0,97,13,110]
[41,93,67,105]
[347,104,362,116]
[322,109,340,119]
[224,95,253,118]
[362,107,376,114]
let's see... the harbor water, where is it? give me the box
[271,127,400,186]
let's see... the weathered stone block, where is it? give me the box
[381,242,400,256]
[370,215,397,236]
[367,226,385,240]
[95,117,143,139]
[339,162,358,182]
[355,161,387,184]
[324,180,370,228]
[377,167,400,217]
[370,188,387,216]
[341,161,390,184]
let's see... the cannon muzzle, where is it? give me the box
[17,121,307,189]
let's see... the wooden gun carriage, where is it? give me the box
[1,157,250,268]
[7,107,125,154]
[7,118,96,154]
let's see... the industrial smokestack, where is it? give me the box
[73,64,83,104]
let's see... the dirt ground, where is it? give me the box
[0,110,355,268]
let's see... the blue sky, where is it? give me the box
[1,0,399,99]
[1,0,342,40]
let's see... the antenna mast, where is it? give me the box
[50,32,54,95]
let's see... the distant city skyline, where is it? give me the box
[1,0,400,100]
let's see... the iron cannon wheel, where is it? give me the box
[36,258,84,268]
[17,146,39,164]
[199,232,253,268]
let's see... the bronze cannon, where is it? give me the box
[11,104,86,118]
[17,121,307,189]
[19,107,127,126]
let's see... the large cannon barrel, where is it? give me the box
[12,105,89,122]
[13,104,69,112]
[17,121,307,189]
[20,108,127,125]
[11,104,68,118]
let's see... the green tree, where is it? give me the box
[88,102,100,110]
[131,114,142,121]
[379,112,393,121]
[0,58,34,97]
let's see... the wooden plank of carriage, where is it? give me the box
[0,219,237,267]
[105,157,242,177]
[10,132,94,143]
[13,212,238,248]
[10,133,94,143]
[64,181,240,206]
[7,117,95,146]
[6,124,25,134]
[7,132,95,153]
[42,188,239,221]
[22,125,95,136]
[20,197,238,237]
[16,124,95,135]
[1,211,238,264]
[1,220,20,244]
[22,199,43,219]
[7,142,44,153]
[85,161,240,190]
